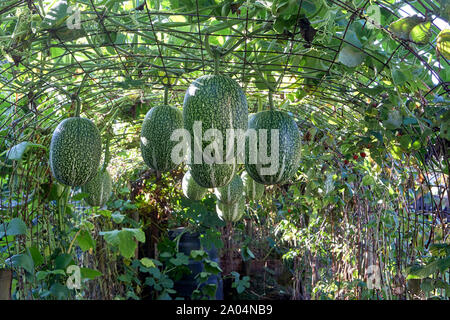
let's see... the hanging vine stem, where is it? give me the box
[164,86,169,105]
[204,34,222,75]
[101,138,111,173]
[204,23,272,75]
[72,73,89,117]
[72,95,81,117]
[268,90,274,111]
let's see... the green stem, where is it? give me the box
[101,139,111,173]
[268,90,274,111]
[258,97,263,112]
[73,95,81,117]
[214,53,220,75]
[205,34,221,75]
[163,86,169,105]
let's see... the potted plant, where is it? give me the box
[0,255,12,300]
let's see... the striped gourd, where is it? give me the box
[182,170,208,201]
[81,169,112,207]
[49,117,102,187]
[183,75,248,188]
[245,110,301,185]
[214,174,244,204]
[140,104,183,172]
[216,197,245,222]
[241,170,265,201]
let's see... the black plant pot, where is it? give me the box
[0,269,12,300]
[168,227,224,300]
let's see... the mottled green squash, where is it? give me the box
[183,75,248,188]
[241,170,265,201]
[49,117,102,187]
[81,170,112,207]
[214,174,243,204]
[216,197,245,223]
[182,170,208,201]
[245,110,301,185]
[140,104,183,172]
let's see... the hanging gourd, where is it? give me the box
[214,174,244,204]
[140,87,183,172]
[244,91,301,185]
[183,37,248,188]
[182,170,208,201]
[81,139,113,207]
[49,96,102,187]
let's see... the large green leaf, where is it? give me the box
[338,45,366,68]
[0,218,27,238]
[76,230,96,252]
[80,267,102,279]
[41,0,69,30]
[388,15,424,40]
[8,252,34,274]
[409,22,431,44]
[100,228,146,259]
[5,142,47,161]
[407,257,450,279]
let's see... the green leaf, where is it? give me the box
[54,253,74,270]
[203,259,223,274]
[72,192,90,201]
[383,110,402,130]
[0,218,28,238]
[111,212,125,223]
[190,250,208,261]
[388,15,424,40]
[49,283,69,299]
[100,228,145,259]
[41,0,69,29]
[9,253,34,273]
[140,258,156,268]
[391,68,407,86]
[170,253,189,266]
[399,135,412,150]
[407,257,450,279]
[5,142,47,161]
[403,117,418,125]
[76,230,96,252]
[80,267,102,279]
[338,45,366,68]
[28,246,44,267]
[362,175,375,186]
[409,22,431,44]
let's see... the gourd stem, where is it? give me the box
[205,34,221,75]
[214,53,220,75]
[102,139,111,173]
[257,96,263,112]
[163,86,169,105]
[73,95,81,117]
[268,90,274,111]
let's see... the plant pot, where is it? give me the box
[168,227,224,300]
[0,269,12,300]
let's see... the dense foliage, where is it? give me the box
[0,0,448,300]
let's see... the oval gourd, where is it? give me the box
[245,110,301,185]
[182,170,208,201]
[81,170,112,207]
[214,174,244,204]
[49,117,102,187]
[183,75,248,188]
[241,170,265,201]
[140,104,184,172]
[216,197,245,223]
